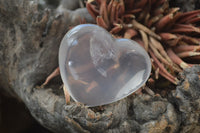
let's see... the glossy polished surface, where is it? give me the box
[59,24,151,106]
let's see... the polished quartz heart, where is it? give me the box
[59,24,151,107]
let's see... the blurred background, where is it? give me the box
[0,92,51,133]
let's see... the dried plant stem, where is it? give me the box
[177,51,200,58]
[131,20,161,40]
[167,48,190,69]
[139,30,148,51]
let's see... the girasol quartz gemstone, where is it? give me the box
[59,24,151,107]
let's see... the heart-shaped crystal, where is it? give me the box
[59,24,151,107]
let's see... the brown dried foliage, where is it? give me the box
[86,0,200,85]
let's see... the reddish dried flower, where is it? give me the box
[86,0,200,84]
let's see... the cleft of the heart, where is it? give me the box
[59,24,151,107]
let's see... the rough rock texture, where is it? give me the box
[0,0,200,133]
[28,87,180,133]
[170,66,200,133]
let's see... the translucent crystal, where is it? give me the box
[59,24,151,107]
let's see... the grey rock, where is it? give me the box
[133,94,179,133]
[170,66,200,133]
